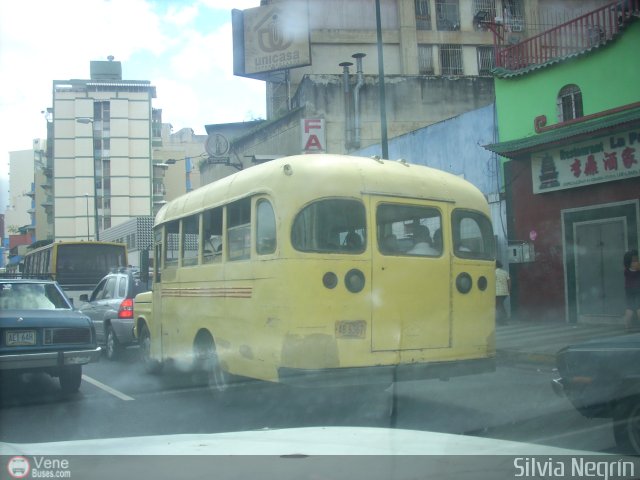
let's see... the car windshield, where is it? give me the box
[2,0,640,475]
[0,282,70,310]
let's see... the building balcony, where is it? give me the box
[493,0,639,72]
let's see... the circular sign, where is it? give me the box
[205,133,230,158]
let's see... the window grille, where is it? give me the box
[436,0,460,31]
[472,0,496,30]
[418,45,434,74]
[440,44,463,75]
[415,0,431,30]
[477,46,495,75]
[502,0,525,32]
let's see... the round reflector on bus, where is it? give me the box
[456,272,473,294]
[477,276,488,291]
[323,272,338,289]
[345,269,365,293]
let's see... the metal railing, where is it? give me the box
[496,0,639,70]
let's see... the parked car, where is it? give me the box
[79,268,149,360]
[0,278,101,393]
[552,332,640,454]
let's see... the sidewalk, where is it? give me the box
[495,320,627,366]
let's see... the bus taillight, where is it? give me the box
[118,298,134,319]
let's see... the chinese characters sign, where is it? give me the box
[532,129,640,194]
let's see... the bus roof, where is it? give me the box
[155,154,489,225]
[25,241,127,255]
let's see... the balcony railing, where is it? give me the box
[495,0,639,71]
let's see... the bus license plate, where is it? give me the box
[335,320,366,339]
[6,330,36,346]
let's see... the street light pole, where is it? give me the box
[84,193,90,241]
[76,118,99,240]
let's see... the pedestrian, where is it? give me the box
[623,249,640,332]
[495,260,511,325]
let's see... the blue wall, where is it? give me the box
[354,103,499,196]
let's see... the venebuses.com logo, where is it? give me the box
[6,456,72,478]
[6,456,30,479]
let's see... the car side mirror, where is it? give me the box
[79,294,89,302]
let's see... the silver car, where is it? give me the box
[79,269,149,360]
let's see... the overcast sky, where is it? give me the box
[0,0,265,213]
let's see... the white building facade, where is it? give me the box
[51,59,157,241]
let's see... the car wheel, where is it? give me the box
[105,325,121,361]
[59,365,82,393]
[194,336,230,399]
[613,396,640,454]
[139,323,162,374]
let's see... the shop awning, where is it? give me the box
[485,104,640,159]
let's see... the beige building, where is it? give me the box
[152,125,206,210]
[50,58,158,241]
[6,149,34,235]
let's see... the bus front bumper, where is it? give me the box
[277,357,495,388]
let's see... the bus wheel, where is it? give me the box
[194,336,229,396]
[105,325,121,361]
[139,323,162,374]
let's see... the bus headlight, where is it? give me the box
[456,272,472,294]
[477,276,488,291]
[345,269,365,293]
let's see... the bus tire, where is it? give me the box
[105,325,121,361]
[59,365,82,393]
[139,323,162,374]
[194,334,230,399]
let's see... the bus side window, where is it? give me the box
[154,228,162,283]
[181,214,199,267]
[228,198,251,261]
[256,199,276,255]
[203,207,223,264]
[164,220,180,267]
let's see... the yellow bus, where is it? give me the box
[134,154,496,390]
[23,241,128,303]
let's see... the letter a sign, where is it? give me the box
[302,118,326,153]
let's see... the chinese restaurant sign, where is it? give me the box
[532,129,640,194]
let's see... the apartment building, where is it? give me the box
[50,58,159,241]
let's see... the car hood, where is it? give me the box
[0,426,596,456]
[0,309,91,329]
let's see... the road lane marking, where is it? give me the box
[82,375,135,401]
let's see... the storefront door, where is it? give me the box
[575,219,626,322]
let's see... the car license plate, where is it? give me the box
[6,330,36,346]
[335,320,366,339]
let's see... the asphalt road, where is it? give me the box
[0,348,616,454]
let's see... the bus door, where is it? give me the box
[370,198,451,351]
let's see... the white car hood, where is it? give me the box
[0,426,594,456]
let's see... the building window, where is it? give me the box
[415,0,431,30]
[472,0,496,30]
[502,0,525,32]
[557,84,583,122]
[436,0,460,31]
[440,44,463,75]
[418,45,435,74]
[477,46,495,75]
